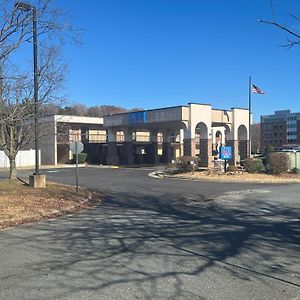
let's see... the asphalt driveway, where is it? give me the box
[0,167,299,299]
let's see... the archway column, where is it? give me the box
[236,124,249,163]
[183,138,196,157]
[106,128,119,165]
[146,129,160,164]
[161,129,173,163]
[120,129,135,165]
[199,138,213,167]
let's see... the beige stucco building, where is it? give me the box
[39,102,250,167]
[103,103,250,167]
[39,115,105,165]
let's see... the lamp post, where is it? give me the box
[16,2,45,187]
[15,2,40,176]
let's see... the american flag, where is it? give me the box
[252,84,265,94]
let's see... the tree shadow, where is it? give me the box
[0,190,299,299]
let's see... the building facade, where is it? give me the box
[260,110,300,151]
[39,115,105,165]
[38,103,250,167]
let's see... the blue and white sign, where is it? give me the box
[220,146,232,160]
[128,111,146,124]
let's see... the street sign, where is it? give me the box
[70,141,84,154]
[70,141,84,193]
[220,146,232,160]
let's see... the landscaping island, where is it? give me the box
[171,170,300,183]
[0,180,103,229]
[164,152,300,184]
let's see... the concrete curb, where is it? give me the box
[148,170,202,181]
[148,171,165,179]
[85,165,119,169]
[148,170,299,184]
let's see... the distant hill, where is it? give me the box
[42,104,143,118]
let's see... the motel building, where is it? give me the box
[38,103,250,167]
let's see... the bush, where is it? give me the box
[264,144,274,169]
[291,167,300,174]
[72,153,87,164]
[269,152,290,174]
[175,156,200,173]
[228,165,239,172]
[265,144,274,155]
[244,158,265,173]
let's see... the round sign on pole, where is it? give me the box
[70,141,84,154]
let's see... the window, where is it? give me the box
[81,127,89,141]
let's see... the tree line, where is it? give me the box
[42,103,143,118]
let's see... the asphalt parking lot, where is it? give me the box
[0,166,299,299]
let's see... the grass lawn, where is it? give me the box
[0,180,102,229]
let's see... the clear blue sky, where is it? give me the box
[58,0,300,121]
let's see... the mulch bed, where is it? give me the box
[0,180,103,229]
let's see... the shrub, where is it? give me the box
[265,144,274,155]
[269,152,290,174]
[244,158,265,173]
[175,156,200,173]
[72,153,87,164]
[228,165,239,172]
[291,167,300,174]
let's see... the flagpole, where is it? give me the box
[248,76,252,158]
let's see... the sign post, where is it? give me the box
[70,141,84,193]
[220,146,232,173]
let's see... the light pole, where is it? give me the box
[15,2,40,176]
[248,76,252,158]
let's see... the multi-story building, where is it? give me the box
[260,110,300,150]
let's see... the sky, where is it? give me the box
[55,0,300,121]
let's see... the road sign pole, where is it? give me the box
[75,141,79,193]
[70,140,84,193]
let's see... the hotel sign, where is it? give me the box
[128,111,146,124]
[220,146,232,160]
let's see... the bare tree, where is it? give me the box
[251,123,261,153]
[259,0,300,48]
[0,48,65,179]
[0,0,78,179]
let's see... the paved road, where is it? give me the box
[0,167,299,299]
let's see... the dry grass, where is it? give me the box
[174,171,300,183]
[0,180,103,229]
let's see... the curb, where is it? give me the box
[148,171,165,179]
[85,165,119,169]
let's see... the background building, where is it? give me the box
[260,110,300,150]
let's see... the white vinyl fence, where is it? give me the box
[0,149,41,168]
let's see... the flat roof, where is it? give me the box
[54,115,103,125]
[103,105,187,117]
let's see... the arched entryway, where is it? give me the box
[195,122,209,167]
[238,125,248,161]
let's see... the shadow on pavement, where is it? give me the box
[0,190,300,299]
